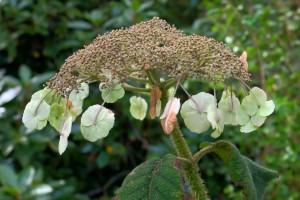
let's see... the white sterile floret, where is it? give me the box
[100,83,125,103]
[22,100,50,130]
[180,92,215,134]
[58,116,72,155]
[218,91,240,125]
[236,87,275,133]
[207,105,224,138]
[129,96,148,120]
[80,105,115,142]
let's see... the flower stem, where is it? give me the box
[159,84,209,200]
[170,125,210,200]
[122,83,151,93]
[193,146,215,163]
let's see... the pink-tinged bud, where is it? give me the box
[160,98,180,134]
[239,51,248,71]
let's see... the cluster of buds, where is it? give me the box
[45,17,250,96]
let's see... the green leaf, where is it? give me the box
[18,64,32,83]
[180,92,214,134]
[100,83,125,103]
[200,141,278,200]
[117,154,184,200]
[129,96,148,120]
[22,100,50,130]
[18,167,35,191]
[80,105,115,142]
[0,164,18,189]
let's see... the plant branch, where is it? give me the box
[193,146,215,163]
[145,70,157,85]
[122,83,151,93]
[159,90,209,200]
[128,75,149,83]
[170,125,210,200]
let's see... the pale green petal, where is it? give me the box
[69,93,83,107]
[182,112,211,134]
[31,88,52,101]
[207,105,224,129]
[155,100,161,117]
[242,95,258,116]
[259,100,275,117]
[22,100,50,130]
[81,105,106,126]
[36,119,47,130]
[207,105,224,138]
[69,82,89,106]
[48,103,65,131]
[240,121,257,133]
[78,82,89,99]
[235,106,250,125]
[250,87,267,106]
[193,92,215,112]
[223,111,238,125]
[221,90,231,99]
[211,129,222,138]
[129,96,148,120]
[80,106,115,142]
[100,83,125,103]
[251,112,266,127]
[70,106,82,121]
[219,95,240,112]
[36,101,50,120]
[60,116,72,137]
[180,92,214,119]
[58,137,68,155]
[168,87,175,97]
[180,92,218,134]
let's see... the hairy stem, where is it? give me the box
[159,83,209,200]
[193,146,215,163]
[170,125,209,200]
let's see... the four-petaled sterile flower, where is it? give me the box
[236,87,275,133]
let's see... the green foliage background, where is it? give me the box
[0,0,299,199]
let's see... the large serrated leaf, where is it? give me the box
[117,154,185,200]
[200,141,278,200]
